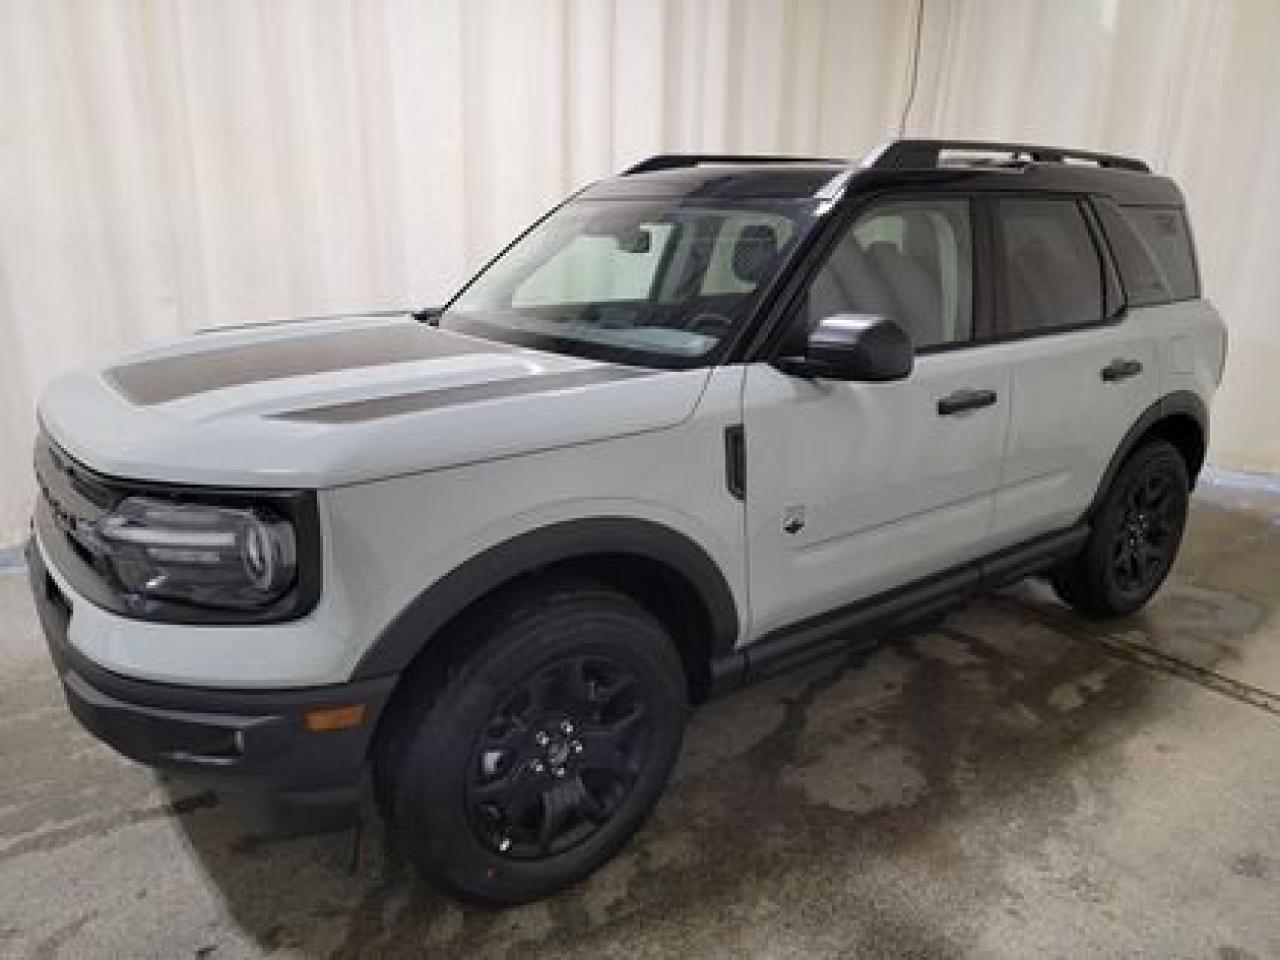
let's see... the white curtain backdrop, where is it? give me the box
[2,0,1279,545]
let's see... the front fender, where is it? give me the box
[350,516,741,679]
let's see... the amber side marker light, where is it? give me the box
[303,703,367,732]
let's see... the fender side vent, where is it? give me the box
[724,425,746,501]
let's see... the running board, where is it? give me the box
[707,525,1089,696]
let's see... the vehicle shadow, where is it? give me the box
[165,493,1278,959]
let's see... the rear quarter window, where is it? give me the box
[1093,198,1172,307]
[1123,205,1200,300]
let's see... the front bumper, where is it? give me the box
[27,539,397,832]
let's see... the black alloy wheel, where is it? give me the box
[378,578,687,905]
[467,654,652,860]
[1052,439,1189,618]
[1110,465,1183,598]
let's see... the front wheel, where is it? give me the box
[1052,439,1189,618]
[379,578,687,905]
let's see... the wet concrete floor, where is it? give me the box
[2,477,1279,958]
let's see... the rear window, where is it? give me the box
[1123,206,1199,300]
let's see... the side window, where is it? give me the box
[512,224,674,306]
[806,198,973,351]
[1094,198,1172,307]
[997,198,1103,333]
[1123,206,1199,300]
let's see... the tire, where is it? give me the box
[1052,439,1189,618]
[377,577,687,905]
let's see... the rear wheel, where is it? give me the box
[378,578,687,904]
[1052,439,1189,618]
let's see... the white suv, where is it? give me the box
[28,139,1226,903]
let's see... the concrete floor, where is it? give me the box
[2,479,1280,959]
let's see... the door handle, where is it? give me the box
[937,389,997,416]
[1101,357,1143,382]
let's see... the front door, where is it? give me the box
[742,196,1010,638]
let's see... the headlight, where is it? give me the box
[93,496,298,610]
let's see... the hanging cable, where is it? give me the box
[898,0,926,136]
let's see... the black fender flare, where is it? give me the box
[351,517,741,679]
[1086,390,1208,517]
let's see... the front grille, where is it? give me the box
[33,433,118,569]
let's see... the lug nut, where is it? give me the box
[535,731,549,746]
[553,766,565,778]
[572,741,584,754]
[560,720,574,735]
[531,760,545,773]
[499,837,512,852]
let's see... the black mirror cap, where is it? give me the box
[777,313,914,382]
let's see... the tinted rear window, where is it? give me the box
[996,198,1104,334]
[1123,206,1199,300]
[1093,199,1172,307]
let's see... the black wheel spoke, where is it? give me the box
[466,653,654,860]
[482,721,526,754]
[536,785,577,855]
[573,779,608,823]
[476,762,547,821]
[578,707,645,777]
[1148,488,1171,514]
[592,673,636,706]
[564,657,594,713]
[1127,485,1144,514]
[527,669,560,714]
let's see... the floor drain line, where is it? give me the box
[1084,632,1280,717]
[990,598,1280,718]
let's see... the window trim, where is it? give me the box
[1080,197,1125,320]
[988,193,1124,344]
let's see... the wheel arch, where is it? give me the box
[1088,390,1208,517]
[351,517,741,703]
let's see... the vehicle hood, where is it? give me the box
[38,313,708,488]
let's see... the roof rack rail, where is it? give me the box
[623,153,846,175]
[865,139,1150,173]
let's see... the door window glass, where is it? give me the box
[997,199,1103,332]
[806,199,972,350]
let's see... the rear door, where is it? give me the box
[742,196,1011,638]
[986,196,1160,548]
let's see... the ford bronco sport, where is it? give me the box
[28,139,1226,904]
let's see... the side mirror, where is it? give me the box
[775,313,914,382]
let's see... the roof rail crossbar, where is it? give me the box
[867,139,1150,173]
[624,153,846,175]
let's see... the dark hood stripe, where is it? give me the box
[106,325,507,405]
[270,366,655,424]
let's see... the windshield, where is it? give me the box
[441,197,820,367]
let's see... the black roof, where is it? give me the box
[584,140,1184,207]
[581,163,850,202]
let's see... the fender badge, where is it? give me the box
[782,505,806,536]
